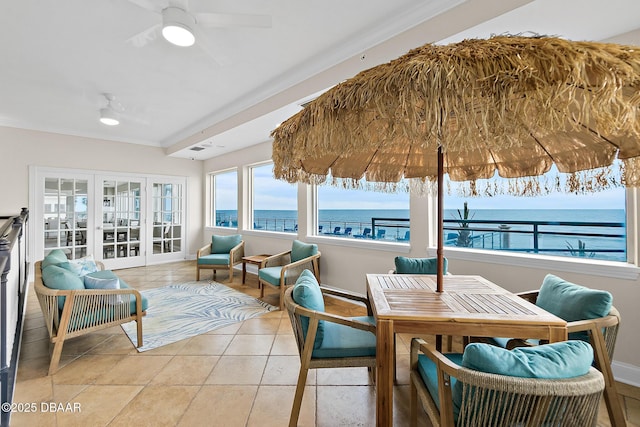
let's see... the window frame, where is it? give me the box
[209,168,238,229]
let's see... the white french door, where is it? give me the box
[97,177,145,270]
[32,167,187,269]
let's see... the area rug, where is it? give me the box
[121,281,277,352]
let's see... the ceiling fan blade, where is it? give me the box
[191,25,232,66]
[124,0,165,13]
[126,23,162,48]
[195,13,272,28]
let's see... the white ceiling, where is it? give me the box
[2,0,640,160]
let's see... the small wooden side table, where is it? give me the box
[242,254,271,284]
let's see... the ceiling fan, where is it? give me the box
[125,0,272,64]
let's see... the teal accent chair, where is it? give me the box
[478,274,623,427]
[196,234,245,282]
[410,338,604,427]
[391,256,448,274]
[284,273,376,427]
[258,240,321,310]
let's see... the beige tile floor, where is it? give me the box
[11,260,640,426]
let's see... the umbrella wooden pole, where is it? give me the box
[437,147,444,292]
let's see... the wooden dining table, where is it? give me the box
[366,273,568,427]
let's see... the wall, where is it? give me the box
[204,140,640,386]
[0,126,203,255]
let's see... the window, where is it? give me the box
[250,162,298,232]
[316,178,410,241]
[211,169,238,228]
[43,177,88,259]
[443,175,626,262]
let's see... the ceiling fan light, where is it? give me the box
[99,107,119,126]
[162,7,196,47]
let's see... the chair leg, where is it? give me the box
[136,319,143,347]
[409,380,418,427]
[48,340,65,375]
[289,364,310,427]
[196,267,200,281]
[228,265,233,283]
[279,284,285,311]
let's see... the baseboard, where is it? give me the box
[613,360,640,387]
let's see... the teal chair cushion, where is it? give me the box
[461,341,593,379]
[211,234,242,254]
[292,269,325,349]
[417,353,463,415]
[312,316,376,358]
[291,240,318,263]
[197,254,231,266]
[42,249,69,269]
[41,264,85,310]
[537,274,612,341]
[417,341,593,422]
[537,274,612,322]
[258,266,283,286]
[394,256,447,274]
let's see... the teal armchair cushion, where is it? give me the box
[460,341,593,379]
[42,249,69,269]
[394,256,447,274]
[291,240,318,263]
[537,274,612,341]
[41,264,85,310]
[537,274,612,322]
[197,254,231,266]
[258,266,283,286]
[417,341,593,422]
[292,269,325,349]
[211,234,242,254]
[312,316,376,358]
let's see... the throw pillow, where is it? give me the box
[211,234,242,254]
[84,274,122,305]
[41,264,85,310]
[291,240,318,263]
[41,249,69,269]
[394,256,447,274]
[68,254,99,277]
[292,269,325,349]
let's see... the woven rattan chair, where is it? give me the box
[258,240,320,310]
[284,285,376,427]
[34,260,146,375]
[499,289,624,427]
[410,338,605,427]
[196,234,244,282]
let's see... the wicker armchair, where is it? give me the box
[284,285,376,427]
[196,235,245,282]
[410,338,605,427]
[34,260,146,375]
[501,289,624,427]
[258,240,320,310]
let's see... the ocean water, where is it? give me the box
[215,209,626,261]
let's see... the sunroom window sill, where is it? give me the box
[432,246,639,280]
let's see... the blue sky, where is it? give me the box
[214,165,626,211]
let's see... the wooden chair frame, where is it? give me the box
[505,290,625,427]
[34,260,146,375]
[410,338,605,427]
[258,249,321,310]
[284,285,376,427]
[196,240,245,282]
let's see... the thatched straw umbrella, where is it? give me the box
[271,35,640,291]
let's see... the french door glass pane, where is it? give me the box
[152,182,183,254]
[102,180,141,259]
[43,177,88,259]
